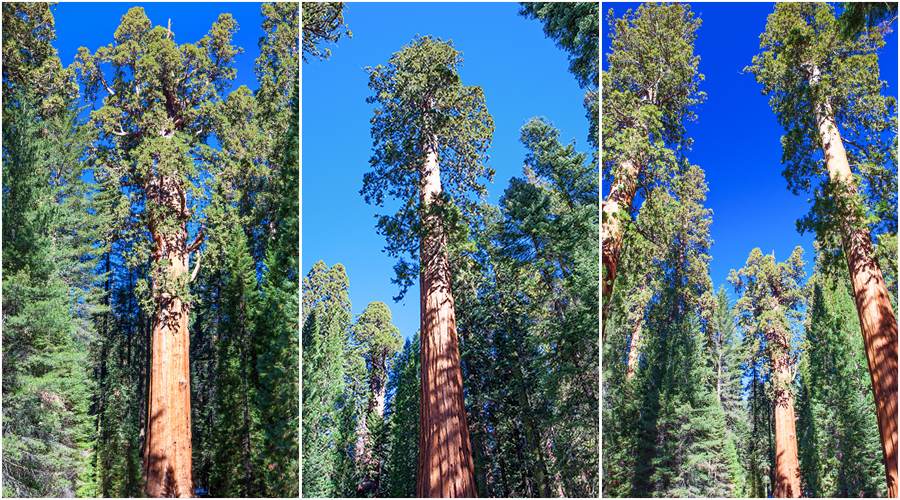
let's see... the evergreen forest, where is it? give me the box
[602,3,898,498]
[301,2,600,497]
[2,3,299,497]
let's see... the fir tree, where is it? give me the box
[210,224,262,497]
[381,335,420,498]
[797,259,883,497]
[2,90,100,498]
[255,81,300,497]
[302,261,352,497]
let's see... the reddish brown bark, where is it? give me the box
[771,334,800,498]
[602,158,639,338]
[143,175,194,498]
[815,97,899,498]
[416,140,477,498]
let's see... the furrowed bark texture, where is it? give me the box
[815,98,899,498]
[417,141,477,498]
[144,174,194,498]
[601,158,639,338]
[771,329,800,498]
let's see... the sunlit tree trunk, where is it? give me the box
[356,351,389,495]
[625,279,650,382]
[812,69,898,496]
[417,136,477,498]
[143,174,194,498]
[601,157,639,339]
[771,327,800,498]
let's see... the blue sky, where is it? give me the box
[602,2,899,305]
[301,3,591,341]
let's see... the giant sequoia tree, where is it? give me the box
[352,301,402,496]
[729,247,806,498]
[362,35,494,497]
[74,9,242,496]
[601,3,705,326]
[746,4,898,495]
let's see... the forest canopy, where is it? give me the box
[602,2,897,498]
[2,3,299,497]
[301,2,599,497]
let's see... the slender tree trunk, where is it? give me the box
[625,278,651,383]
[357,353,388,496]
[601,157,640,339]
[144,174,194,498]
[813,88,898,497]
[625,322,643,382]
[771,330,800,498]
[417,137,477,498]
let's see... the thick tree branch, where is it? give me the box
[190,251,201,282]
[187,229,205,254]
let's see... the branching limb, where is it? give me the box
[187,229,205,254]
[191,251,201,282]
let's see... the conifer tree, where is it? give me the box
[2,89,100,497]
[255,81,300,497]
[301,2,351,63]
[381,335,421,498]
[797,259,883,497]
[603,162,739,498]
[729,247,806,498]
[601,3,705,322]
[519,2,599,149]
[242,2,299,261]
[351,301,402,496]
[210,225,262,497]
[74,9,244,494]
[302,261,353,497]
[1,3,79,120]
[746,5,897,492]
[362,34,493,498]
[707,286,750,495]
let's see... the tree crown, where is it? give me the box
[362,35,494,299]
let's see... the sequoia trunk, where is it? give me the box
[417,138,477,498]
[814,96,899,498]
[771,335,800,498]
[602,157,639,338]
[144,175,194,498]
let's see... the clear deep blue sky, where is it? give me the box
[301,3,590,341]
[602,2,899,306]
